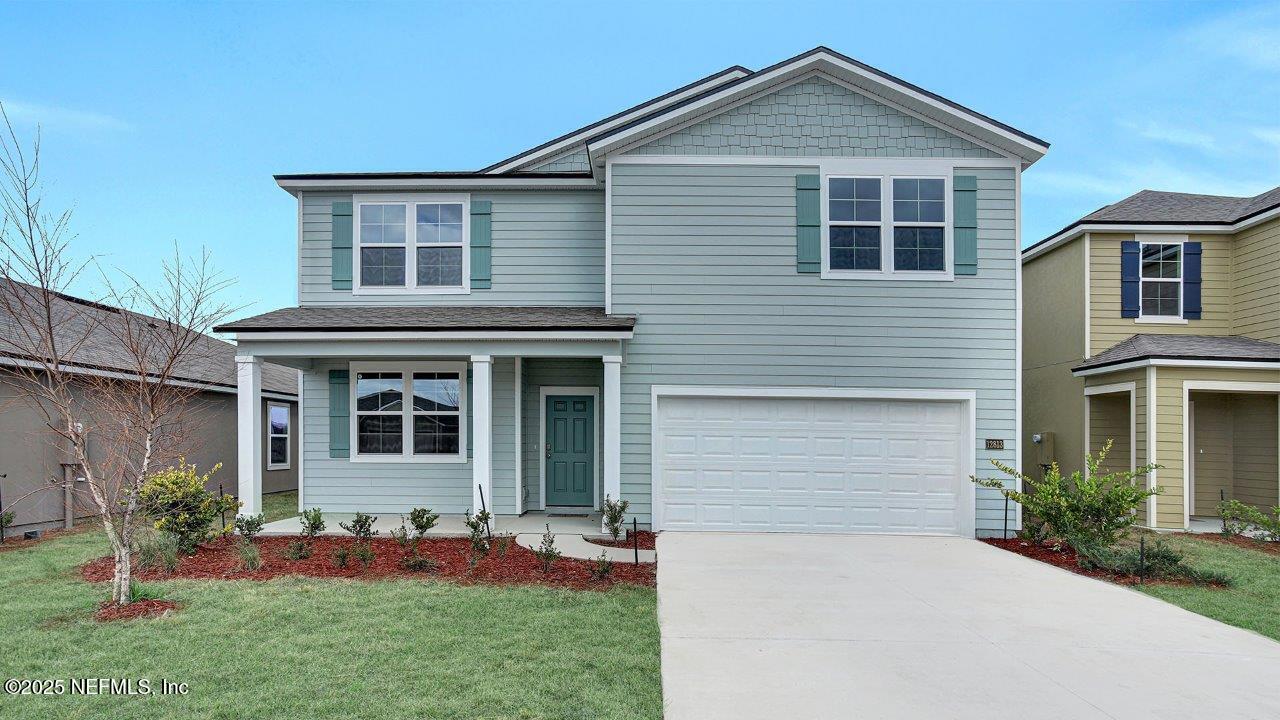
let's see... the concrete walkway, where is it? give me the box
[658,533,1280,720]
[514,532,656,562]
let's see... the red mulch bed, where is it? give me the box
[81,535,655,591]
[1191,532,1280,557]
[94,599,179,622]
[585,531,657,550]
[981,538,1207,587]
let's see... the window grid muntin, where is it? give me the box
[411,371,462,456]
[354,197,468,291]
[891,177,946,273]
[828,176,883,271]
[1139,243,1183,318]
[350,364,467,462]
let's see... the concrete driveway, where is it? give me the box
[657,533,1280,720]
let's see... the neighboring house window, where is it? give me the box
[354,194,469,293]
[891,178,945,272]
[1140,242,1181,317]
[824,173,949,278]
[351,362,467,462]
[267,402,290,470]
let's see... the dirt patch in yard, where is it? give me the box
[585,531,657,550]
[82,535,655,591]
[1191,533,1280,557]
[981,538,1214,587]
[94,599,180,622]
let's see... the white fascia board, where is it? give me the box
[228,330,633,342]
[483,68,752,175]
[275,177,601,194]
[1072,358,1280,377]
[587,52,1047,165]
[1023,204,1280,263]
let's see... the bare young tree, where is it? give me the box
[0,105,234,605]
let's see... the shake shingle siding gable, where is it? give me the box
[609,163,1018,532]
[632,78,1001,158]
[299,190,605,307]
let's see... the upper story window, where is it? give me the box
[824,172,950,279]
[351,362,467,463]
[355,194,469,294]
[1140,242,1181,317]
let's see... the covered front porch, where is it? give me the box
[221,306,635,535]
[1074,335,1280,530]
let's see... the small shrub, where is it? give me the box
[299,508,325,539]
[464,509,492,555]
[138,461,237,554]
[1073,535,1230,586]
[234,513,265,543]
[282,541,311,561]
[332,546,350,568]
[390,518,413,549]
[534,524,561,573]
[973,439,1159,548]
[402,551,438,573]
[351,543,375,570]
[591,550,614,581]
[494,535,513,558]
[407,507,439,538]
[602,495,630,541]
[339,512,379,543]
[135,530,180,573]
[0,509,15,541]
[1219,499,1280,542]
[235,539,262,572]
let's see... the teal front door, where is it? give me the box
[545,395,594,507]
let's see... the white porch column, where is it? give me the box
[235,355,263,517]
[603,354,622,531]
[471,355,493,521]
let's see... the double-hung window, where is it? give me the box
[266,402,290,470]
[824,170,950,278]
[355,194,469,293]
[1140,242,1181,317]
[352,362,467,462]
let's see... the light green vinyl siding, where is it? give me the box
[610,162,1018,533]
[520,358,603,509]
[299,191,604,306]
[301,358,517,515]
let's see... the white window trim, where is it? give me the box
[820,160,954,281]
[1136,238,1184,322]
[352,193,471,295]
[266,401,291,471]
[349,361,469,464]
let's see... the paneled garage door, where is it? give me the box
[653,393,971,535]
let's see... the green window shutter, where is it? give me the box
[471,200,492,289]
[953,176,978,276]
[796,174,821,273]
[328,369,350,458]
[331,202,353,290]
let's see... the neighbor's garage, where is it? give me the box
[652,391,973,535]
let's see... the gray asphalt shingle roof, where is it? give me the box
[1073,334,1280,373]
[1080,187,1280,225]
[215,305,636,333]
[0,280,296,396]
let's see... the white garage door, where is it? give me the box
[653,393,971,535]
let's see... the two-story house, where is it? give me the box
[216,47,1049,537]
[1023,188,1280,530]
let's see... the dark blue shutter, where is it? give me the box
[795,175,820,273]
[1120,241,1140,318]
[1182,242,1202,319]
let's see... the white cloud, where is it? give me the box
[1252,127,1280,151]
[1186,5,1280,72]
[1029,158,1270,201]
[0,99,131,132]
[1120,119,1219,154]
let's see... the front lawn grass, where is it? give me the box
[1132,532,1280,641]
[260,490,299,523]
[0,529,661,720]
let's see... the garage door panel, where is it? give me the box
[655,395,968,535]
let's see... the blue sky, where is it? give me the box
[2,1,1277,323]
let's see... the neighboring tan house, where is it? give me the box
[217,46,1050,538]
[1022,188,1280,530]
[0,282,299,537]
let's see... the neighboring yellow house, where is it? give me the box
[1022,187,1280,530]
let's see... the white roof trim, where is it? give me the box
[586,50,1047,167]
[227,330,634,342]
[1073,358,1280,377]
[483,67,751,175]
[275,177,600,194]
[1023,204,1280,262]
